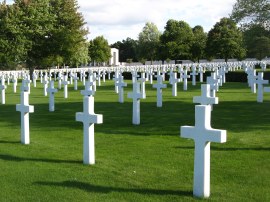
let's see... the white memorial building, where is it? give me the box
[109,48,119,66]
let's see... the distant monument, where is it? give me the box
[109,48,119,66]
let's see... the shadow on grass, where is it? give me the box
[174,146,270,151]
[0,140,20,144]
[0,96,270,136]
[34,180,193,196]
[0,154,81,164]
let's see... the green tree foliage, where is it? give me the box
[0,0,88,70]
[89,36,111,66]
[191,25,207,62]
[0,1,31,69]
[230,0,270,30]
[111,37,138,62]
[48,0,88,67]
[206,18,246,62]
[137,22,161,63]
[160,20,194,61]
[243,24,270,59]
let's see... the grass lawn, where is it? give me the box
[0,77,269,201]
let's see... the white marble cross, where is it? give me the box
[255,72,269,102]
[76,83,103,165]
[0,76,7,104]
[11,74,17,93]
[47,80,58,112]
[182,69,190,91]
[198,66,205,82]
[102,70,106,82]
[206,73,219,97]
[193,84,218,109]
[57,72,63,89]
[181,105,227,198]
[138,72,147,99]
[16,81,34,144]
[71,73,79,90]
[115,75,127,103]
[169,72,180,97]
[62,75,70,98]
[43,73,49,96]
[190,65,198,86]
[24,75,31,94]
[113,70,120,93]
[153,75,167,107]
[32,72,38,87]
[128,81,143,125]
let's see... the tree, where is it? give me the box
[0,0,88,70]
[89,36,111,66]
[137,22,161,63]
[111,37,138,62]
[243,24,270,59]
[230,0,270,30]
[206,18,246,62]
[0,1,37,69]
[191,25,207,62]
[48,0,89,67]
[160,20,194,61]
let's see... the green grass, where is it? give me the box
[0,78,269,201]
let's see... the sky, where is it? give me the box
[6,0,236,44]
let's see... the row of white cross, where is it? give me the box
[0,61,268,199]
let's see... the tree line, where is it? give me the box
[0,0,269,70]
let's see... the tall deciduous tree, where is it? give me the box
[230,0,270,30]
[137,22,161,63]
[0,0,88,70]
[206,18,246,62]
[160,20,194,61]
[89,36,111,66]
[191,25,207,62]
[243,24,270,59]
[0,2,26,69]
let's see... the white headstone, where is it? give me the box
[193,84,218,110]
[182,69,190,91]
[153,75,167,107]
[128,81,143,125]
[47,80,58,112]
[0,76,7,104]
[115,75,127,103]
[76,84,103,165]
[62,75,70,98]
[255,72,269,102]
[181,105,227,198]
[138,72,147,99]
[169,72,180,97]
[16,81,34,144]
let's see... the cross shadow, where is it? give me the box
[0,140,20,144]
[174,146,270,151]
[34,180,192,196]
[0,154,81,164]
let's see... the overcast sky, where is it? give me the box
[6,0,236,44]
